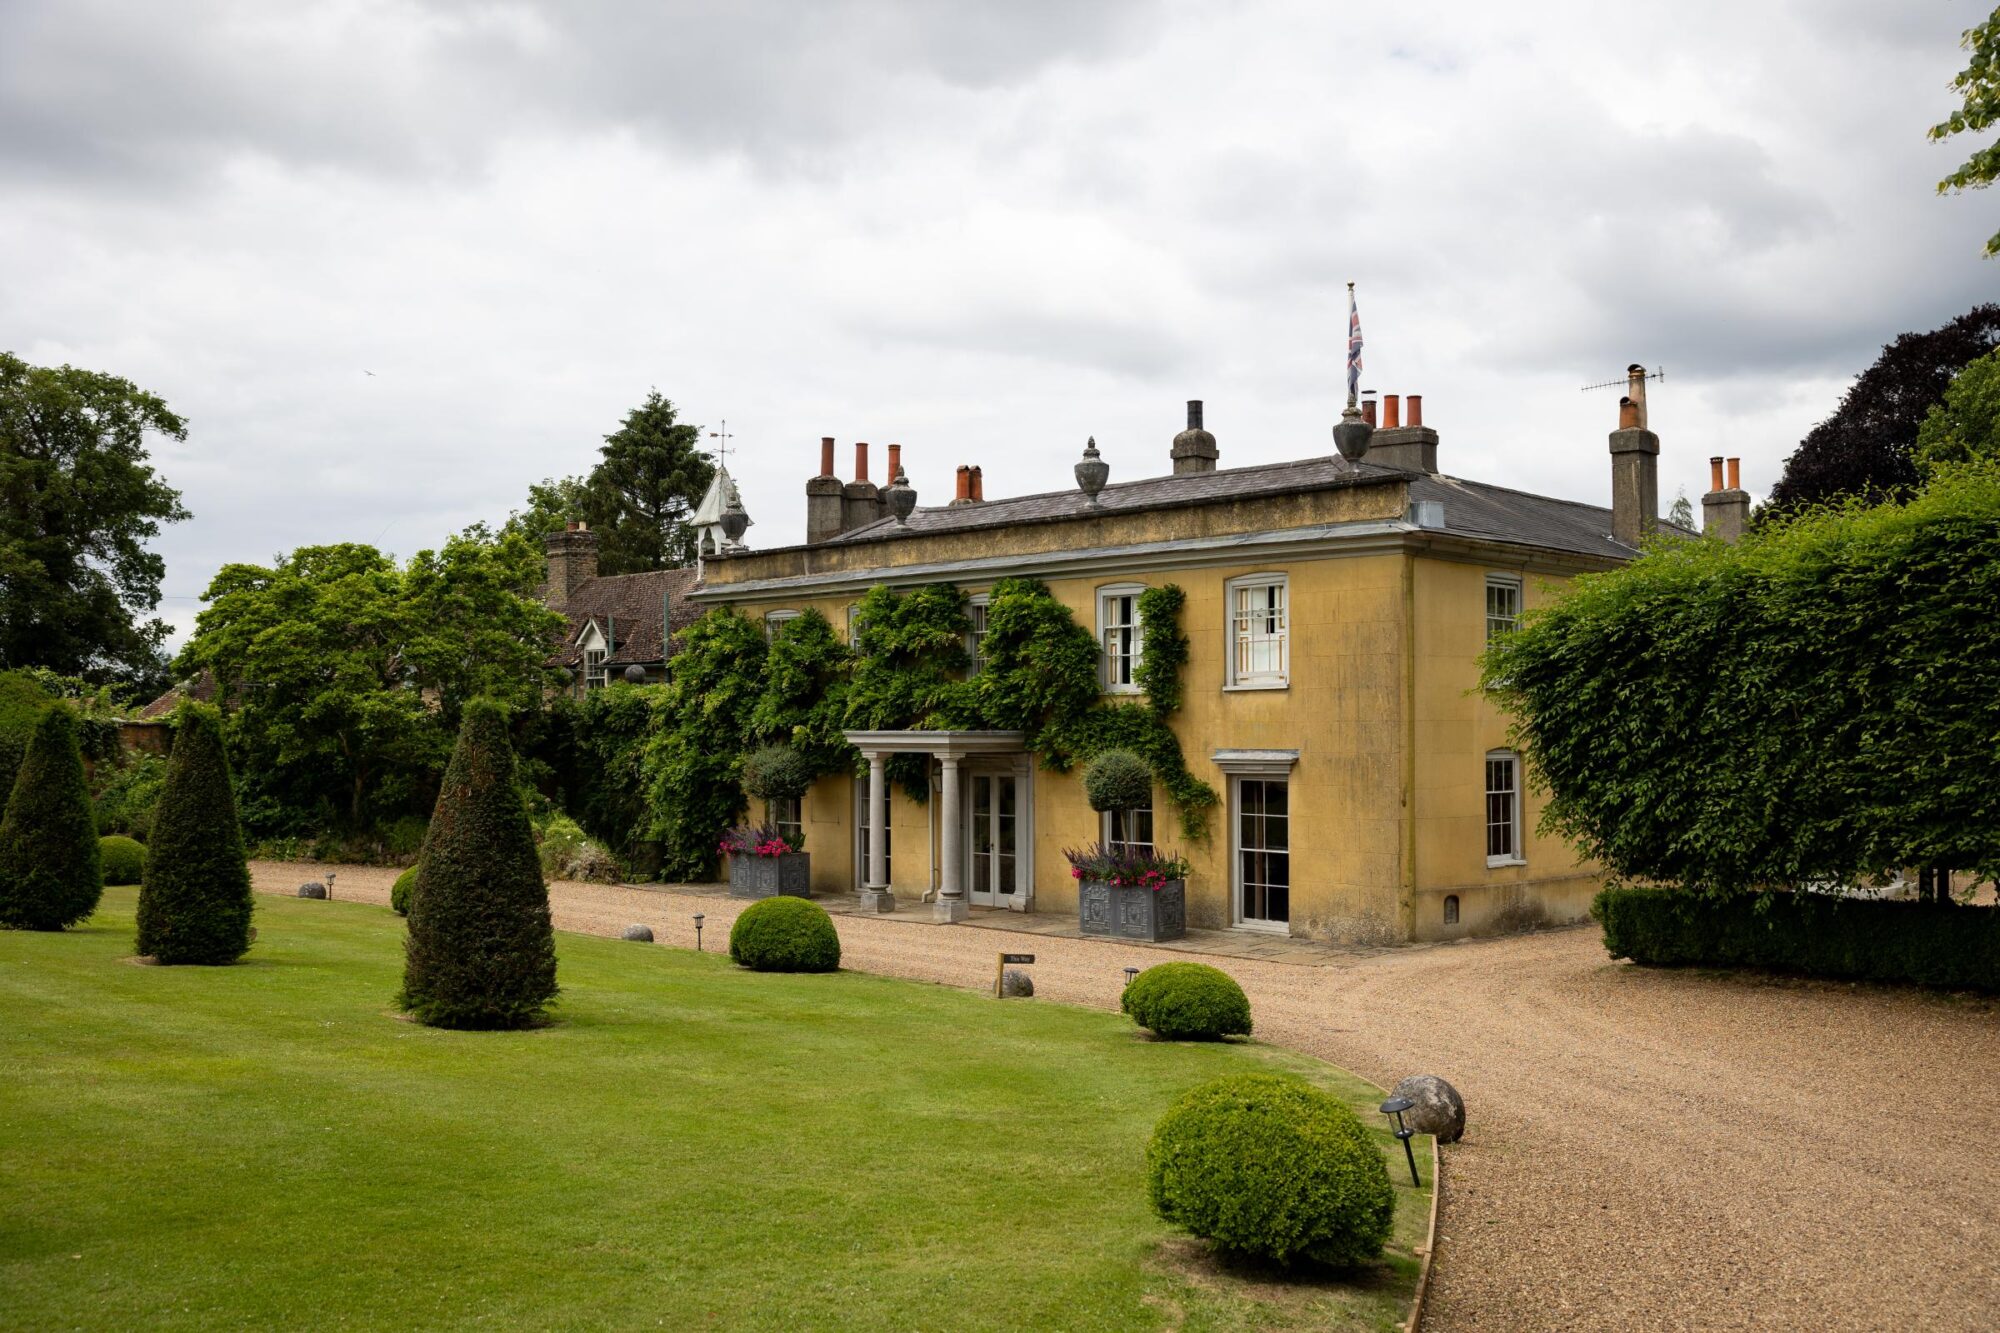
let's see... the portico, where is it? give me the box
[843,729,1030,923]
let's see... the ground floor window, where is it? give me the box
[1104,805,1154,856]
[1486,751,1521,865]
[1235,777,1289,926]
[769,795,803,848]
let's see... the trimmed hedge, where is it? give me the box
[0,706,102,930]
[1121,962,1252,1040]
[1595,887,2000,991]
[401,699,558,1029]
[729,896,841,973]
[136,703,254,964]
[391,863,419,917]
[100,835,146,887]
[1147,1073,1395,1268]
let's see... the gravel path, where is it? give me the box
[259,863,2000,1331]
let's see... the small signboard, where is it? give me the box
[994,952,1035,998]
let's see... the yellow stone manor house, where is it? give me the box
[551,374,1748,944]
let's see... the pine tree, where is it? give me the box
[135,702,253,964]
[400,698,557,1029]
[0,706,103,930]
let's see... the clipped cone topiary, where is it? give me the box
[0,706,103,930]
[400,699,557,1029]
[136,703,253,964]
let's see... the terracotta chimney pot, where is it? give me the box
[887,443,901,480]
[970,466,984,502]
[1361,399,1376,428]
[1727,457,1741,490]
[853,442,869,484]
[1618,397,1640,430]
[1407,394,1423,428]
[1709,457,1725,492]
[1383,394,1401,429]
[819,437,835,477]
[955,465,970,501]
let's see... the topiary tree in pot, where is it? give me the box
[729,742,816,899]
[399,699,558,1029]
[0,705,103,930]
[1082,748,1152,813]
[136,702,254,963]
[1148,1072,1395,1269]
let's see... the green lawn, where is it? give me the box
[0,889,1430,1332]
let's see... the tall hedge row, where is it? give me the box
[1596,887,1999,992]
[1484,464,2000,895]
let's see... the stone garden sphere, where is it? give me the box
[296,881,328,899]
[620,924,654,942]
[1390,1073,1466,1143]
[622,664,647,684]
[1001,968,1034,998]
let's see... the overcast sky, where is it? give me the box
[3,0,1995,647]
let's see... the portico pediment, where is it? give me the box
[842,729,1027,757]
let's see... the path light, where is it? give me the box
[1123,966,1140,989]
[693,913,706,951]
[325,871,335,901]
[1379,1096,1421,1186]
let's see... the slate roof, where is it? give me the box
[135,669,218,720]
[801,452,1670,563]
[548,567,701,668]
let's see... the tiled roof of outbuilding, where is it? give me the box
[548,567,700,668]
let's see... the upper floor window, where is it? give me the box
[1486,750,1523,866]
[583,646,608,691]
[765,610,801,642]
[1486,575,1522,642]
[847,604,863,649]
[1226,574,1289,688]
[1097,584,1145,691]
[967,595,991,673]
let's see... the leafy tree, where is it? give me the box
[1666,489,1694,530]
[400,698,558,1029]
[1931,6,2000,257]
[1766,305,2000,511]
[179,531,560,833]
[502,475,592,545]
[0,352,190,690]
[0,706,102,930]
[136,703,253,964]
[586,391,714,574]
[1916,346,2000,472]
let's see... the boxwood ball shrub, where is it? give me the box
[1121,961,1251,1040]
[729,896,841,973]
[1148,1073,1395,1268]
[391,863,420,917]
[0,706,103,931]
[99,835,146,887]
[136,703,254,964]
[401,699,558,1029]
[1082,748,1152,813]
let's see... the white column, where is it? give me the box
[935,755,967,922]
[860,753,894,912]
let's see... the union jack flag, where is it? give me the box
[1347,285,1363,403]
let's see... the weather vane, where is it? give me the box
[707,419,734,469]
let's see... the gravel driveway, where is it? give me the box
[258,862,1999,1331]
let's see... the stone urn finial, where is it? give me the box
[1075,436,1109,507]
[885,467,918,526]
[719,484,749,546]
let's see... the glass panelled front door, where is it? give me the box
[967,772,1018,906]
[1236,777,1290,928]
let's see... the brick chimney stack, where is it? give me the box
[844,442,884,530]
[1370,389,1441,473]
[805,437,844,544]
[1608,365,1660,548]
[1702,454,1750,543]
[1171,400,1218,474]
[543,520,599,612]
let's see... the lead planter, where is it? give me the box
[1077,877,1186,942]
[728,851,812,900]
